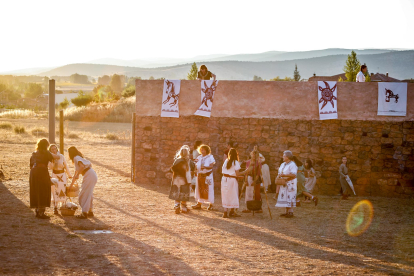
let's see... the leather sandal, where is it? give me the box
[87,211,94,217]
[207,204,214,211]
[191,203,202,209]
[76,213,88,219]
[222,212,229,218]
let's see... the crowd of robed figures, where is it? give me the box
[169,141,355,218]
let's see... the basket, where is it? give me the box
[246,200,262,211]
[60,207,76,216]
[66,184,79,197]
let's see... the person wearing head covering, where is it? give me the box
[169,145,194,214]
[30,139,60,219]
[275,150,297,218]
[192,144,216,211]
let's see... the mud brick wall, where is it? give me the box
[135,116,414,198]
[135,80,414,198]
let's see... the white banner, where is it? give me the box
[377,82,407,116]
[194,80,218,117]
[318,81,338,120]
[161,80,181,118]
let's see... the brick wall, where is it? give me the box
[135,116,414,198]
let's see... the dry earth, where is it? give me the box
[0,118,413,275]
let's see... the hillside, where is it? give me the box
[39,50,414,80]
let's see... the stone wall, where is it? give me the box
[135,80,414,198]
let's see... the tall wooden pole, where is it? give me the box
[59,110,64,154]
[48,79,55,143]
[131,112,136,182]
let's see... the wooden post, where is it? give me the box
[131,112,136,182]
[48,79,55,143]
[59,110,64,154]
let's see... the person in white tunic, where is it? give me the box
[304,159,317,198]
[221,148,251,218]
[356,65,367,82]
[275,150,297,218]
[68,146,98,219]
[192,145,216,211]
[48,144,72,214]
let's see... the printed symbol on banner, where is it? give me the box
[385,88,399,103]
[318,81,337,110]
[201,80,217,107]
[163,80,179,107]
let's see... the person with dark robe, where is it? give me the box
[242,150,263,213]
[29,139,60,219]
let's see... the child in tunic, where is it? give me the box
[192,145,216,210]
[48,144,72,214]
[68,146,98,219]
[304,159,317,197]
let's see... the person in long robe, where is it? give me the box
[221,148,251,218]
[169,145,194,214]
[275,150,297,218]
[48,144,72,214]
[339,156,351,200]
[242,150,263,213]
[192,145,216,210]
[29,139,60,219]
[304,159,317,199]
[293,156,318,206]
[68,146,98,219]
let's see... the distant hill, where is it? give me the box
[38,50,414,80]
[85,49,395,68]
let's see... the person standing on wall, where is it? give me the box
[356,65,367,82]
[197,65,216,81]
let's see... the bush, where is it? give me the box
[58,98,70,110]
[71,91,93,107]
[105,133,118,140]
[14,126,25,134]
[31,128,48,137]
[122,85,135,98]
[68,133,79,139]
[0,123,12,130]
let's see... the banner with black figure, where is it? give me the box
[377,82,407,116]
[161,80,181,118]
[194,80,218,117]
[318,81,338,120]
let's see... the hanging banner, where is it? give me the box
[318,81,338,120]
[194,80,218,117]
[161,80,181,118]
[377,82,407,116]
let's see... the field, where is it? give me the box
[0,118,414,275]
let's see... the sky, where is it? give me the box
[0,0,413,72]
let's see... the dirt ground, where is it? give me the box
[0,118,414,275]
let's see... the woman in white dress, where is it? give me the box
[275,150,297,218]
[48,144,72,214]
[221,148,251,218]
[304,159,317,196]
[192,145,216,211]
[68,146,98,219]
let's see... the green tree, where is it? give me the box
[343,50,361,82]
[24,83,43,98]
[58,97,70,109]
[293,64,301,81]
[98,75,111,85]
[149,76,155,80]
[338,77,344,82]
[110,74,122,93]
[71,90,93,107]
[122,85,135,98]
[187,62,198,80]
[253,75,263,81]
[70,73,89,84]
[128,77,142,86]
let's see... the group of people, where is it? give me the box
[29,138,97,219]
[169,140,354,218]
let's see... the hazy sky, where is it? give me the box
[0,0,413,72]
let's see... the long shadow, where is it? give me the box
[88,158,130,178]
[130,182,414,274]
[0,181,200,275]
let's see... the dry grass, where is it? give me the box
[0,122,12,130]
[64,97,135,123]
[105,133,119,140]
[0,118,413,275]
[13,125,25,134]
